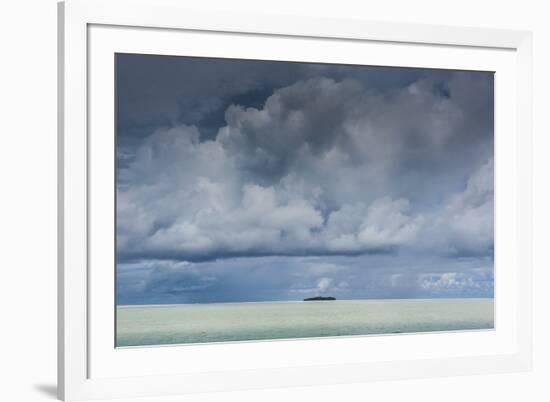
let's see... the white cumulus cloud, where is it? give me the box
[117,76,493,262]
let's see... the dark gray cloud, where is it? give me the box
[116,54,493,303]
[116,54,468,148]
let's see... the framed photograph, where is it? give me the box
[58,0,533,400]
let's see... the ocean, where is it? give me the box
[116,298,494,347]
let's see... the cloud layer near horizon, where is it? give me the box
[117,254,494,304]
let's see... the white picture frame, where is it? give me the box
[58,0,533,400]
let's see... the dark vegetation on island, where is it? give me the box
[303,296,336,301]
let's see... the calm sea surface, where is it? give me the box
[116,298,494,347]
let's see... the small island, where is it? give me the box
[303,296,336,301]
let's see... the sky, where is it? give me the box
[116,53,494,305]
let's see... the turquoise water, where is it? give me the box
[116,298,494,347]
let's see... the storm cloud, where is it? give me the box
[116,54,493,303]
